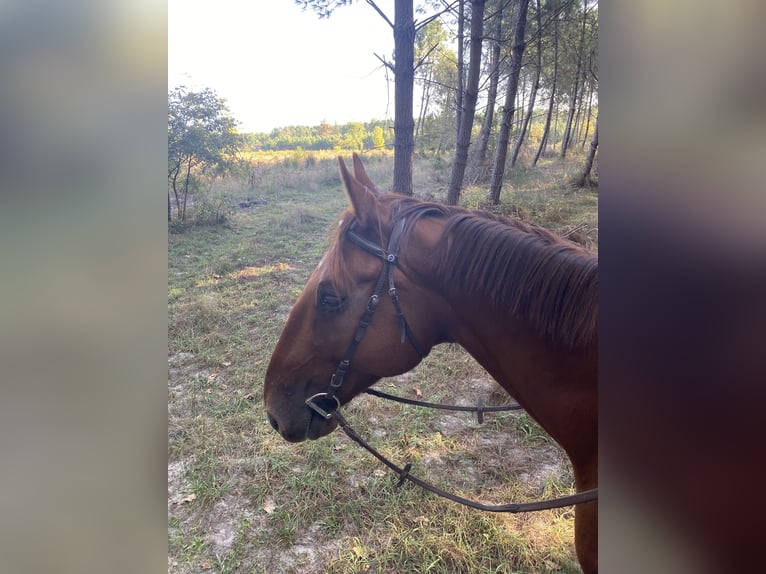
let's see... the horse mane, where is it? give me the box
[330,194,598,348]
[393,196,598,348]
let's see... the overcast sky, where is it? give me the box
[169,0,397,133]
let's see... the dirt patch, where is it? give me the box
[252,521,345,574]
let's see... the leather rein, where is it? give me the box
[305,214,597,512]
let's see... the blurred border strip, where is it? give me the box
[601,1,766,572]
[0,1,168,574]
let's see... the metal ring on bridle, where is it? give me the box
[305,393,341,420]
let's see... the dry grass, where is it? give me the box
[168,150,597,573]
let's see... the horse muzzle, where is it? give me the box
[266,405,338,443]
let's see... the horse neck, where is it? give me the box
[447,296,597,468]
[403,213,598,464]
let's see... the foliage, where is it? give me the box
[168,86,242,222]
[295,0,354,19]
[414,18,458,153]
[246,119,393,152]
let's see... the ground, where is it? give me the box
[168,151,597,573]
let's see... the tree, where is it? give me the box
[371,125,386,148]
[296,0,453,195]
[391,0,416,194]
[342,122,367,150]
[446,0,486,205]
[560,0,588,158]
[168,86,240,221]
[575,114,597,186]
[510,0,542,168]
[488,0,531,204]
[472,0,504,167]
[532,0,561,166]
[414,19,449,139]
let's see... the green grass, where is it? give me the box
[168,151,596,573]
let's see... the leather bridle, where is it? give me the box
[305,215,425,419]
[305,213,598,512]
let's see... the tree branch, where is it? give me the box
[415,0,459,32]
[374,52,395,72]
[365,0,393,28]
[413,43,440,73]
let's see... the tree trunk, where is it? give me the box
[416,67,432,139]
[168,189,172,222]
[575,116,597,187]
[580,73,594,149]
[392,0,415,195]
[560,0,587,159]
[473,2,503,166]
[510,0,542,168]
[560,71,579,158]
[170,163,182,218]
[571,74,586,147]
[532,8,558,167]
[181,158,192,221]
[455,0,465,137]
[447,0,486,206]
[516,76,526,133]
[488,0,530,204]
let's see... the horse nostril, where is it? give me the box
[267,413,279,432]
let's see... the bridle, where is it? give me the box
[305,215,425,419]
[305,213,598,512]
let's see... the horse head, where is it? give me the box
[264,155,448,442]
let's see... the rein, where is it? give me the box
[331,408,598,512]
[306,213,598,512]
[364,387,522,424]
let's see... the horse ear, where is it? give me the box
[351,153,379,192]
[339,156,378,228]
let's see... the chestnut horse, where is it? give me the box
[264,155,598,573]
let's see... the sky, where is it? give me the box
[168,0,398,133]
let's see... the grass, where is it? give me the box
[168,150,597,573]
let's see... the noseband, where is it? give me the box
[306,215,425,419]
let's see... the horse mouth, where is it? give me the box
[267,407,337,442]
[306,409,338,440]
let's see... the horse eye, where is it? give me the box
[318,291,345,311]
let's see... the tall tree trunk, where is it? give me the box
[416,69,427,138]
[473,2,503,166]
[488,0,530,204]
[560,72,579,158]
[571,74,586,147]
[532,8,558,167]
[170,164,182,219]
[416,67,434,139]
[560,0,587,159]
[437,98,453,154]
[181,158,192,221]
[580,73,594,149]
[455,0,465,136]
[447,0,486,205]
[575,115,597,187]
[510,0,542,168]
[392,0,415,195]
[168,190,172,222]
[517,75,526,133]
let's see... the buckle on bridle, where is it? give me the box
[306,393,341,420]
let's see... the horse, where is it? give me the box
[264,154,598,573]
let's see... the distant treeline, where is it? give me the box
[245,119,393,152]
